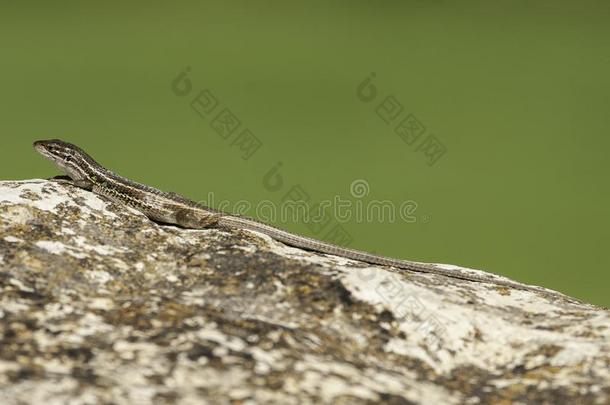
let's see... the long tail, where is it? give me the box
[218,215,577,302]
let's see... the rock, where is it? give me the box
[0,179,608,405]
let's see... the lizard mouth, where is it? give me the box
[33,141,45,152]
[33,140,62,161]
[33,142,53,159]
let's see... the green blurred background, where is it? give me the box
[1,2,608,306]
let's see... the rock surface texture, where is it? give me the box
[0,180,608,404]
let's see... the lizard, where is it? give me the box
[33,139,577,302]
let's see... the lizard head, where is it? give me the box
[34,139,95,184]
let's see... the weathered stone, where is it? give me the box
[0,180,608,404]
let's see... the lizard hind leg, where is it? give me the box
[175,208,220,229]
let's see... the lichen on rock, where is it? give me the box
[0,180,608,404]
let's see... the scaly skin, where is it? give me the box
[33,139,579,303]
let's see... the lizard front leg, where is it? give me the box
[49,175,93,190]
